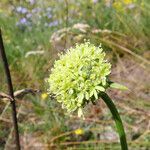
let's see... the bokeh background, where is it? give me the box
[0,0,149,149]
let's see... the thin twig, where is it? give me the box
[0,88,41,101]
[0,92,13,100]
[14,88,41,99]
[0,29,21,150]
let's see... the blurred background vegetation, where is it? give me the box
[0,0,149,149]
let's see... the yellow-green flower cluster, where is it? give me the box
[47,42,111,113]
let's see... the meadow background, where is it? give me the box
[0,0,149,149]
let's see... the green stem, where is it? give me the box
[100,92,128,150]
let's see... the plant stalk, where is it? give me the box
[0,29,21,150]
[100,92,128,150]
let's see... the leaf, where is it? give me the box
[90,90,94,97]
[85,92,90,100]
[102,77,106,86]
[93,89,98,99]
[78,93,84,101]
[95,86,105,92]
[110,83,128,91]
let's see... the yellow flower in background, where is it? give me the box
[113,1,123,12]
[41,93,48,100]
[113,0,135,12]
[124,0,133,5]
[123,0,136,5]
[74,128,84,135]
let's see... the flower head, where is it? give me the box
[16,6,28,14]
[26,13,32,18]
[20,18,27,24]
[41,93,48,100]
[47,42,111,115]
[124,0,133,5]
[29,0,36,5]
[74,128,84,135]
[48,20,59,27]
[92,0,98,4]
[113,0,135,12]
[16,18,30,27]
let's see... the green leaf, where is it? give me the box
[102,77,106,86]
[93,89,98,99]
[78,93,84,101]
[85,92,90,100]
[95,86,105,92]
[89,90,94,97]
[110,83,128,91]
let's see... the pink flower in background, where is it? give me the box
[93,0,98,4]
[29,0,36,5]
